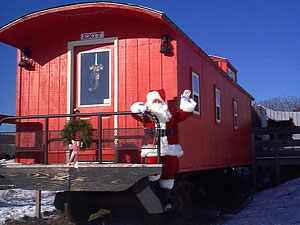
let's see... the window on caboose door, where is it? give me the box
[215,88,221,123]
[79,50,110,106]
[192,72,200,115]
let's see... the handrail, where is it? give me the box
[142,111,161,163]
[0,111,134,124]
[0,111,162,164]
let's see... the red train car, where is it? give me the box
[0,2,252,168]
[0,2,253,223]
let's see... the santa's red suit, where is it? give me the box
[130,89,196,190]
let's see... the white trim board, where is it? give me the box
[67,37,119,128]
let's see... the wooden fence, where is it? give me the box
[251,126,300,191]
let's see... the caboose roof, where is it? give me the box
[0,2,165,48]
[0,1,253,100]
[0,1,211,59]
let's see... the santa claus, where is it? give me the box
[130,89,196,210]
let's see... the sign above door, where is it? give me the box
[81,31,105,40]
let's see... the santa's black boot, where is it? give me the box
[159,188,174,211]
[150,180,160,193]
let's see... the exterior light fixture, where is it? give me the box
[18,47,34,68]
[160,34,171,54]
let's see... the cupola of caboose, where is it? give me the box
[209,55,237,82]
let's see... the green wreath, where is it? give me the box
[61,119,93,150]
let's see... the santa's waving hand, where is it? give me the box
[130,89,196,211]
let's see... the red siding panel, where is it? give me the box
[118,38,127,128]
[149,25,162,90]
[126,36,138,122]
[177,35,252,172]
[137,22,150,104]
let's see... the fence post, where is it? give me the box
[98,115,102,163]
[44,117,48,164]
[251,132,257,192]
[35,190,41,219]
[114,128,119,163]
[157,128,161,164]
[274,132,280,186]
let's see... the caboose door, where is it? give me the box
[73,42,116,161]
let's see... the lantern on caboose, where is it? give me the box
[160,34,171,54]
[18,47,34,69]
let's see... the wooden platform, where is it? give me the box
[0,163,163,191]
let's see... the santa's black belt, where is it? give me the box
[160,129,174,137]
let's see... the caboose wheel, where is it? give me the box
[171,179,196,217]
[57,192,91,225]
[63,201,91,225]
[143,210,166,225]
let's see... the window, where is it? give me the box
[192,72,200,115]
[213,61,220,67]
[227,67,236,81]
[215,88,221,123]
[79,50,110,106]
[233,100,238,129]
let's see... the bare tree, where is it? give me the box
[254,96,300,111]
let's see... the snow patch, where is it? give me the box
[0,189,56,224]
[0,177,299,224]
[224,177,300,224]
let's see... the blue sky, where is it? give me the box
[0,0,299,118]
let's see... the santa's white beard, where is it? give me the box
[148,102,172,124]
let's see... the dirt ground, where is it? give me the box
[3,206,232,225]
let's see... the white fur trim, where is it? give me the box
[149,175,161,181]
[159,179,175,189]
[141,139,184,158]
[161,137,184,157]
[180,98,197,112]
[160,123,166,129]
[130,102,146,113]
[147,91,164,104]
[141,144,158,157]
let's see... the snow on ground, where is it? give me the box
[1,179,300,225]
[223,177,300,225]
[0,156,299,225]
[0,189,56,224]
[0,159,57,224]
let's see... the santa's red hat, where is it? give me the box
[146,89,166,104]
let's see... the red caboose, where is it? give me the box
[0,2,253,223]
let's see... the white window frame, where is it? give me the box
[67,37,118,115]
[234,100,238,129]
[192,72,200,115]
[67,37,119,135]
[215,88,221,123]
[78,49,112,107]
